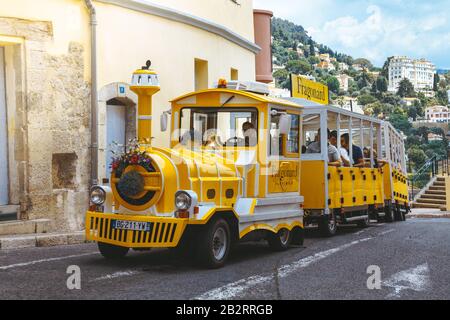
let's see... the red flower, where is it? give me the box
[130,155,139,164]
[112,162,119,170]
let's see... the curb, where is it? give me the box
[408,214,450,219]
[0,231,92,250]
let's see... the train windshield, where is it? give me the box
[179,107,258,148]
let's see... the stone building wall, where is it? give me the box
[0,17,91,231]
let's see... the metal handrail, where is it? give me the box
[409,154,449,200]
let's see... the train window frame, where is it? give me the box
[301,110,328,162]
[178,106,259,148]
[282,112,301,158]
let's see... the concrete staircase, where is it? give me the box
[413,177,447,210]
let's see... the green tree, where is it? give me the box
[357,94,377,106]
[397,78,416,97]
[353,58,373,70]
[366,101,383,116]
[285,59,312,75]
[413,99,425,118]
[408,147,427,169]
[381,92,401,106]
[388,113,412,134]
[326,76,340,94]
[309,39,315,57]
[417,126,430,143]
[437,89,449,105]
[376,76,388,93]
[356,71,373,90]
[307,56,320,65]
[273,69,290,89]
[433,73,440,91]
[381,57,393,78]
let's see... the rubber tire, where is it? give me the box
[396,206,406,222]
[98,242,129,259]
[268,228,292,251]
[291,227,305,246]
[318,215,337,237]
[196,218,231,269]
[384,203,394,223]
[356,215,370,228]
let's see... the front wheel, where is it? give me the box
[268,228,292,251]
[318,215,337,237]
[196,219,231,269]
[98,242,129,259]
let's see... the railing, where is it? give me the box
[409,154,449,200]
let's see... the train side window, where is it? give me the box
[270,113,282,156]
[285,114,300,155]
[302,113,321,154]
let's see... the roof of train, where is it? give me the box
[171,88,303,109]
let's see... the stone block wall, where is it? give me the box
[0,17,91,231]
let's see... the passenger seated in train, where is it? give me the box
[340,133,364,167]
[306,129,342,167]
[363,147,387,168]
[330,130,351,167]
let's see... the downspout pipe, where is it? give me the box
[84,0,98,186]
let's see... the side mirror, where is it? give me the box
[160,112,169,132]
[279,114,292,135]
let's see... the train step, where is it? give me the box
[429,186,446,191]
[412,203,442,209]
[415,198,446,205]
[420,194,447,200]
[424,190,446,196]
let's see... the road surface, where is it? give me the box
[1,218,449,300]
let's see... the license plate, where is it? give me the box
[111,220,150,232]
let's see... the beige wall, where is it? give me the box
[0,0,257,230]
[95,1,256,147]
[153,0,255,42]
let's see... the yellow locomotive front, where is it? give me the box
[86,63,305,268]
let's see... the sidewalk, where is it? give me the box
[409,208,450,219]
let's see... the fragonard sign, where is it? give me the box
[290,74,329,105]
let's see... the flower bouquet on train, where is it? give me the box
[109,138,156,197]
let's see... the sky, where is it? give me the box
[253,0,450,69]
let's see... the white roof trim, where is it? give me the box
[96,0,261,54]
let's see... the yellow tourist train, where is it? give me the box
[85,63,409,268]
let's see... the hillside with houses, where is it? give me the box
[271,17,450,172]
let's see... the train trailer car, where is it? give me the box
[296,103,409,236]
[85,64,305,268]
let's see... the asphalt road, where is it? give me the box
[1,218,449,300]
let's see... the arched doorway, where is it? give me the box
[98,83,137,182]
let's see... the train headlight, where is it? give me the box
[175,191,192,210]
[90,186,106,205]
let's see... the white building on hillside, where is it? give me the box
[336,74,353,92]
[388,56,435,94]
[425,105,450,123]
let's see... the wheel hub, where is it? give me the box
[212,227,227,260]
